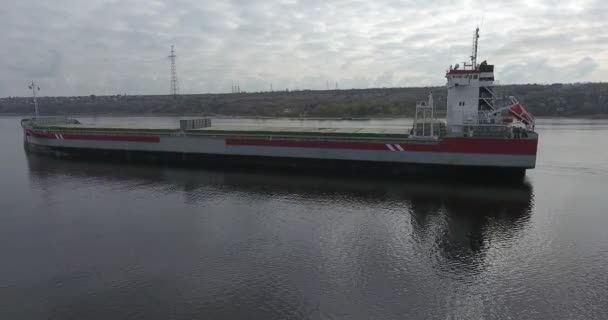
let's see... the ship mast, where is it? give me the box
[28,80,40,119]
[470,27,480,69]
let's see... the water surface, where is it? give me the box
[1,117,607,319]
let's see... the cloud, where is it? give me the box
[572,57,599,78]
[499,56,600,84]
[0,0,606,96]
[5,49,63,79]
[374,71,394,87]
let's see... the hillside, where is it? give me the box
[1,83,607,118]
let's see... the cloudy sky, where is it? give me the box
[1,0,606,96]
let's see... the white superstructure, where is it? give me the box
[444,27,534,137]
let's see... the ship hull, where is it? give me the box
[22,126,537,179]
[23,143,528,179]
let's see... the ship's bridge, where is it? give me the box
[445,61,497,133]
[446,69,480,87]
[446,66,482,132]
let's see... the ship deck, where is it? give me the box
[34,123,412,140]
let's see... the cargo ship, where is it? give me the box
[21,28,538,178]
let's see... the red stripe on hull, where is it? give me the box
[61,133,160,143]
[226,137,537,156]
[226,138,387,150]
[407,138,537,155]
[27,130,160,143]
[27,130,55,139]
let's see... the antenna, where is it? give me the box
[471,27,480,68]
[168,45,179,97]
[28,80,40,119]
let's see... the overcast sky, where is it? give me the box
[1,0,606,96]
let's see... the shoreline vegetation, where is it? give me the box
[2,83,607,118]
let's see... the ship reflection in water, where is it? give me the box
[24,153,533,319]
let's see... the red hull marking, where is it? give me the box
[61,133,160,143]
[226,138,387,150]
[226,137,537,156]
[26,130,55,139]
[404,138,537,155]
[26,130,160,143]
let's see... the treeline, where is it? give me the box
[1,83,607,118]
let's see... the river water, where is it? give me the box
[1,116,607,319]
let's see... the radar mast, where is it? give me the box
[470,27,480,68]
